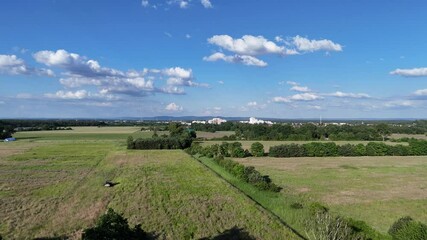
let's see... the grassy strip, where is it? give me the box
[194,155,309,239]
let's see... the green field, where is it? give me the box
[200,140,407,152]
[390,133,427,140]
[196,131,235,139]
[0,128,297,239]
[234,156,427,234]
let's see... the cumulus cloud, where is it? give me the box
[0,54,54,76]
[390,67,427,77]
[34,49,126,78]
[273,93,323,103]
[292,35,343,52]
[203,52,267,67]
[328,91,371,99]
[141,0,149,7]
[207,35,289,56]
[163,67,209,87]
[204,34,339,67]
[290,85,311,92]
[45,90,89,100]
[201,0,212,8]
[414,89,427,96]
[33,49,207,97]
[165,102,183,111]
[285,81,311,92]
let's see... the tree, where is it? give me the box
[250,142,264,157]
[82,208,148,240]
[168,122,185,137]
[376,123,391,141]
[127,136,134,149]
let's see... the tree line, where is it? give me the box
[269,140,427,158]
[127,122,196,150]
[185,142,280,192]
[193,121,427,141]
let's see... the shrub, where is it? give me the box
[82,208,148,240]
[127,136,134,149]
[309,202,329,215]
[290,202,303,209]
[130,137,193,150]
[388,216,427,240]
[250,142,264,157]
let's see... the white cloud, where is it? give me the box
[274,93,323,103]
[164,32,172,38]
[218,80,224,84]
[247,101,258,107]
[33,49,126,78]
[201,0,213,8]
[141,0,149,7]
[203,52,267,67]
[207,35,290,56]
[45,90,89,100]
[179,0,188,8]
[34,49,206,97]
[165,102,183,111]
[0,54,54,76]
[292,35,342,52]
[274,36,285,43]
[285,81,311,92]
[329,91,371,99]
[290,93,323,101]
[384,100,416,109]
[390,67,427,77]
[290,85,311,92]
[273,96,291,103]
[414,89,427,96]
[185,34,191,39]
[163,67,192,79]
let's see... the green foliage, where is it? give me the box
[269,141,427,158]
[250,142,265,157]
[187,143,280,192]
[388,216,427,240]
[168,122,185,137]
[290,202,304,209]
[127,136,134,149]
[129,137,193,150]
[82,208,148,240]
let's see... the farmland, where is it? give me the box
[0,128,297,239]
[234,155,427,234]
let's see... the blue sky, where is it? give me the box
[1,0,427,118]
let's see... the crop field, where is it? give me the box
[200,140,407,152]
[0,129,297,239]
[234,156,427,234]
[390,133,427,140]
[196,131,235,139]
[12,126,168,142]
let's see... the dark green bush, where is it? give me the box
[82,208,148,240]
[290,202,303,209]
[250,142,264,157]
[388,216,427,240]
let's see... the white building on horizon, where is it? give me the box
[208,117,227,125]
[240,117,274,125]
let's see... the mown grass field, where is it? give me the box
[0,127,297,239]
[12,126,167,142]
[390,133,427,140]
[200,140,407,152]
[234,156,427,234]
[196,131,234,139]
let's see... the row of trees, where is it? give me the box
[128,122,196,150]
[269,140,427,158]
[186,142,280,192]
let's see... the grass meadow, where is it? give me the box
[0,127,297,239]
[234,156,427,234]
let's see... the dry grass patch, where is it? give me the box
[234,155,427,233]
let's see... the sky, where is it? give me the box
[1,0,427,119]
